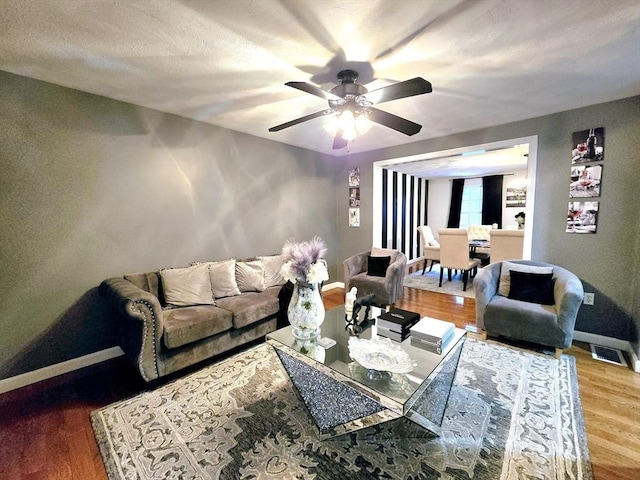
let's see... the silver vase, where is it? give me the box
[288,282,325,341]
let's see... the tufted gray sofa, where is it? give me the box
[100,264,283,381]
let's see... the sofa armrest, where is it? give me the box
[384,253,407,304]
[343,251,369,288]
[99,277,164,381]
[552,267,584,338]
[473,263,501,330]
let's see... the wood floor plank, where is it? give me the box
[0,285,638,480]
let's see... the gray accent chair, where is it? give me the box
[343,248,407,306]
[474,260,584,358]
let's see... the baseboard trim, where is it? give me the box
[0,347,125,395]
[322,282,344,291]
[573,330,639,373]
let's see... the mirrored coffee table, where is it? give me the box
[266,305,466,438]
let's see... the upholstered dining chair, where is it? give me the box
[417,225,440,273]
[490,229,525,263]
[467,224,492,264]
[437,228,480,291]
[343,247,407,306]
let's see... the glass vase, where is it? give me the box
[288,282,325,341]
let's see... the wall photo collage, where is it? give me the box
[567,127,603,234]
[349,167,360,227]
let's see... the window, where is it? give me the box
[459,179,483,228]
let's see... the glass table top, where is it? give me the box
[267,305,466,435]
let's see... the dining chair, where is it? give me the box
[437,228,480,291]
[467,224,492,264]
[489,229,524,263]
[417,225,440,273]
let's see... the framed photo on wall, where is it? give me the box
[566,201,598,234]
[569,164,602,198]
[349,187,360,207]
[349,207,360,227]
[506,186,527,207]
[571,127,604,164]
[349,167,360,187]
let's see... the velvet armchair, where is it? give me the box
[343,247,407,306]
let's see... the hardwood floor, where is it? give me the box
[1,286,638,479]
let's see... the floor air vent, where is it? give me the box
[590,344,627,366]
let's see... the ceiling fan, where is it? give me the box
[269,69,432,149]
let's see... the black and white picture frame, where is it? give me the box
[569,164,602,198]
[349,187,360,207]
[566,201,598,234]
[571,127,604,164]
[349,207,360,227]
[349,167,360,187]
[506,186,527,207]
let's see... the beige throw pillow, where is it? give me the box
[236,260,266,292]
[160,263,216,307]
[209,259,241,298]
[258,254,286,288]
[370,247,399,264]
[498,261,553,297]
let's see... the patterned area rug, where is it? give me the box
[404,266,476,299]
[92,338,592,479]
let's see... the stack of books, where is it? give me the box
[409,317,456,354]
[376,308,420,342]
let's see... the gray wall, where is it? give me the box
[0,71,339,380]
[338,96,640,353]
[1,67,638,381]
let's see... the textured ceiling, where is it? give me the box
[2,0,639,162]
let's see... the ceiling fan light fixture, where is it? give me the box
[355,111,373,135]
[323,109,372,141]
[338,110,357,140]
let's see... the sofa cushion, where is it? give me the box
[209,259,241,298]
[258,254,286,288]
[348,272,389,303]
[483,295,566,348]
[498,261,553,297]
[508,271,555,305]
[160,263,216,307]
[215,291,279,329]
[236,260,266,292]
[163,305,233,349]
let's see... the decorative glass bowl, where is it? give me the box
[348,337,416,373]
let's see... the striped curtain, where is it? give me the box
[380,169,429,262]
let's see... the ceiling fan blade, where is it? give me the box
[333,131,348,149]
[285,82,342,101]
[362,77,432,105]
[269,109,334,132]
[368,107,422,136]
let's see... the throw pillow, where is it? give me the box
[370,247,398,264]
[257,254,286,288]
[236,260,266,292]
[508,270,555,305]
[498,261,553,297]
[160,263,216,307]
[367,256,391,277]
[209,259,241,298]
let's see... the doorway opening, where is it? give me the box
[372,136,538,261]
